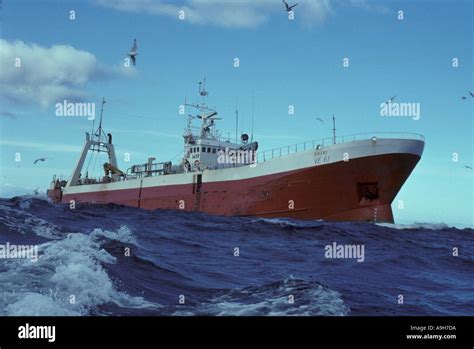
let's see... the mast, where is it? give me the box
[94,97,106,141]
[69,96,118,187]
[184,78,219,141]
[235,108,239,143]
[332,114,336,145]
[198,78,208,105]
[251,90,254,142]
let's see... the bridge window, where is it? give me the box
[212,148,216,154]
[207,147,211,153]
[202,147,205,152]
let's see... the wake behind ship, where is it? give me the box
[47,81,424,223]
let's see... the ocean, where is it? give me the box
[0,196,472,316]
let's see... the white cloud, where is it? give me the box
[96,0,333,28]
[0,39,135,108]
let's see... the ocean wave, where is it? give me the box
[0,197,472,316]
[174,277,349,316]
[252,217,324,229]
[376,222,453,231]
[0,204,64,239]
[0,226,159,316]
[90,225,139,246]
[9,194,52,210]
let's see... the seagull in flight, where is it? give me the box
[464,165,473,170]
[469,91,474,98]
[282,0,298,12]
[127,39,138,66]
[386,95,396,104]
[316,117,324,124]
[33,157,51,164]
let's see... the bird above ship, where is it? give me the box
[33,157,51,164]
[127,39,138,66]
[282,0,298,12]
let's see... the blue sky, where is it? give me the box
[0,0,472,226]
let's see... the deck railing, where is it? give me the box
[255,132,424,163]
[70,132,424,183]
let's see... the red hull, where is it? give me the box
[56,153,421,223]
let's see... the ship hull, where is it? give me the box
[55,138,424,223]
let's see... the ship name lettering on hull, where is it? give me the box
[314,150,330,164]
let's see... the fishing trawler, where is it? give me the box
[47,80,424,222]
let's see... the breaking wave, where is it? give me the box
[376,222,453,230]
[0,225,159,316]
[0,197,472,316]
[174,277,349,316]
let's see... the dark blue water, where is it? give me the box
[0,196,472,316]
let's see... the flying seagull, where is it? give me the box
[282,0,298,12]
[316,117,324,124]
[33,157,51,164]
[469,91,474,98]
[127,39,138,66]
[464,165,473,170]
[462,96,467,100]
[386,95,396,104]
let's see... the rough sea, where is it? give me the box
[0,196,472,316]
